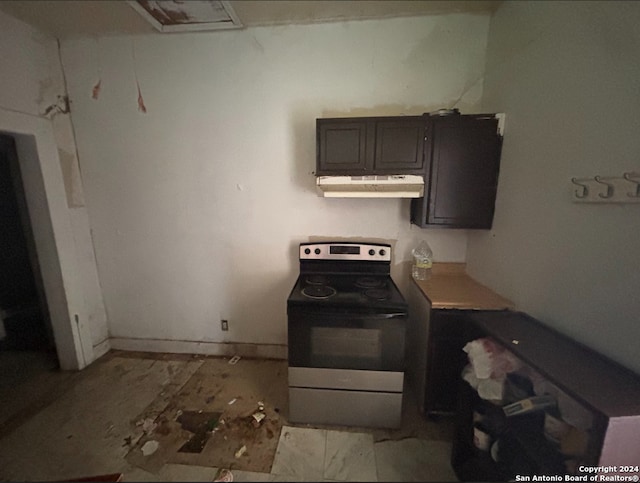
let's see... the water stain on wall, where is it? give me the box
[321,104,440,118]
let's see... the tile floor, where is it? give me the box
[0,350,458,482]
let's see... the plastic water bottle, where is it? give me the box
[411,240,433,280]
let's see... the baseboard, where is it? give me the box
[109,337,287,360]
[92,338,111,359]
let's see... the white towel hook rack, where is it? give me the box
[623,172,640,198]
[571,172,640,203]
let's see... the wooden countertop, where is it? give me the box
[412,262,514,310]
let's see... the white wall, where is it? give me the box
[467,1,640,373]
[0,10,108,368]
[60,14,491,355]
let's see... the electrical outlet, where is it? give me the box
[221,319,229,331]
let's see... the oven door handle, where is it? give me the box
[288,306,407,319]
[364,312,407,319]
[306,311,407,319]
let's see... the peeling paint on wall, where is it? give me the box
[92,79,102,100]
[136,81,147,113]
[92,39,103,101]
[35,77,55,109]
[131,40,147,114]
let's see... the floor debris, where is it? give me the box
[126,358,286,473]
[213,468,233,482]
[251,411,266,428]
[227,398,237,405]
[141,440,159,456]
[176,410,222,454]
[140,418,157,434]
[228,356,241,365]
[234,444,247,458]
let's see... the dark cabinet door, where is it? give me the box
[412,115,502,229]
[425,310,469,415]
[316,116,426,176]
[316,119,372,175]
[373,119,426,173]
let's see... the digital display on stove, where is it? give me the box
[330,245,360,255]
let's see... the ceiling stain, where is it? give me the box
[138,0,190,25]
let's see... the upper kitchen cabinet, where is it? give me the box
[411,114,503,229]
[316,116,426,176]
[317,119,370,174]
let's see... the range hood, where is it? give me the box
[316,175,424,198]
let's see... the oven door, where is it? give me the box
[287,306,406,372]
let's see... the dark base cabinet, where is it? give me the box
[404,281,506,418]
[404,282,484,418]
[424,309,470,416]
[451,311,640,482]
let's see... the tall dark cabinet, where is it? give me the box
[411,114,503,229]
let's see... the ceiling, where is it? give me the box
[0,0,501,38]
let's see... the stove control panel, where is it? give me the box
[300,242,391,261]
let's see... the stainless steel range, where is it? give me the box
[287,242,408,428]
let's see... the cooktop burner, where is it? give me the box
[306,275,330,285]
[301,285,337,299]
[355,276,385,289]
[364,288,390,301]
[289,274,405,310]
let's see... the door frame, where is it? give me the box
[0,108,93,370]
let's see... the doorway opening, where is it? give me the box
[0,134,59,416]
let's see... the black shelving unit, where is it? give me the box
[451,311,640,482]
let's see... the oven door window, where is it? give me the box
[310,327,382,368]
[288,310,406,372]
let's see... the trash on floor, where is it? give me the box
[251,411,266,428]
[228,398,237,405]
[213,468,233,482]
[126,357,286,474]
[139,418,157,434]
[234,444,247,458]
[141,440,159,456]
[228,355,241,365]
[176,410,222,454]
